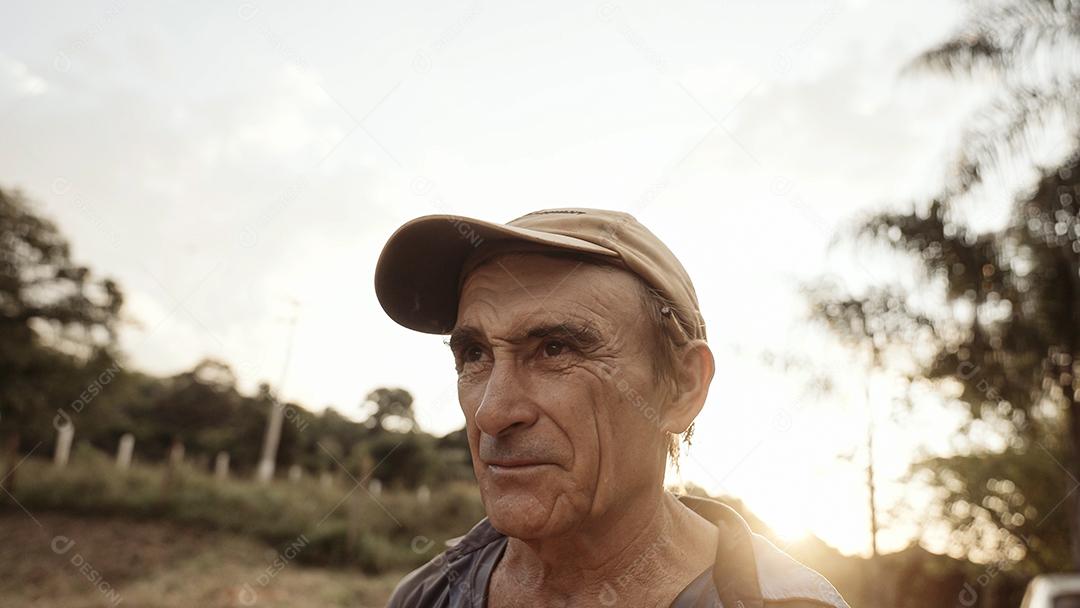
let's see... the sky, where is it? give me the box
[1,0,995,555]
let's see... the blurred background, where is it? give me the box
[2,0,1079,606]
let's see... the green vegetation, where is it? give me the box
[10,448,485,574]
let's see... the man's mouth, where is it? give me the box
[483,460,555,473]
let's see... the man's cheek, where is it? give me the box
[590,398,627,475]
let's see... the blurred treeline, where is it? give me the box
[12,352,474,491]
[0,186,473,492]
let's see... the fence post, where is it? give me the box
[54,422,74,468]
[116,433,134,470]
[214,451,230,480]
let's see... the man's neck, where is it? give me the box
[489,489,719,607]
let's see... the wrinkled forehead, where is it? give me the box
[455,253,642,333]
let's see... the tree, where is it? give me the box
[908,0,1080,201]
[363,431,441,489]
[361,387,416,433]
[0,188,123,490]
[913,443,1072,572]
[810,0,1080,569]
[812,154,1080,569]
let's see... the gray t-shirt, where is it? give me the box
[386,494,850,608]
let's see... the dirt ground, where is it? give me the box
[0,511,402,608]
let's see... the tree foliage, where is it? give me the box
[0,188,126,491]
[907,0,1080,199]
[361,387,417,432]
[810,0,1080,569]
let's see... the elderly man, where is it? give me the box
[375,209,849,608]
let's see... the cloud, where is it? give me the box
[196,63,351,167]
[0,55,48,99]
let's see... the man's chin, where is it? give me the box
[483,491,574,539]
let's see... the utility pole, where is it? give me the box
[867,381,879,558]
[862,346,881,606]
[863,343,881,559]
[256,299,300,483]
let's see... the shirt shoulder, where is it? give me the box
[751,534,850,608]
[676,494,849,608]
[386,518,506,608]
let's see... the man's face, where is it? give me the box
[451,253,668,539]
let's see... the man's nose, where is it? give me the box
[474,357,538,437]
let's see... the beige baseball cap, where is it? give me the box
[374,208,706,340]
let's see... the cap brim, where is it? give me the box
[374,214,618,334]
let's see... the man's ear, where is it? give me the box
[659,340,715,435]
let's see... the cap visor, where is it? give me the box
[374,214,617,334]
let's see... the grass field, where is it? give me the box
[8,450,485,573]
[0,511,404,607]
[0,451,485,607]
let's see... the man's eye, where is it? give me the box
[464,345,485,362]
[542,340,568,357]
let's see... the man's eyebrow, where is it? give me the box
[525,321,602,347]
[447,321,603,351]
[447,326,483,352]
